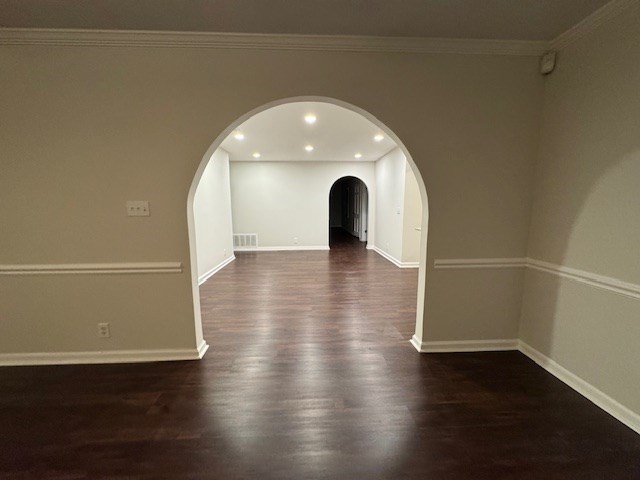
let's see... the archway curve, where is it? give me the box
[187,96,430,351]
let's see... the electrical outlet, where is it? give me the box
[126,200,150,217]
[293,237,299,245]
[98,322,111,338]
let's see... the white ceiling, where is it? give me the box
[220,102,397,162]
[0,0,610,41]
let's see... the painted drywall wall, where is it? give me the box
[374,149,406,261]
[0,40,543,356]
[520,6,640,415]
[401,163,422,263]
[229,161,375,248]
[193,148,234,282]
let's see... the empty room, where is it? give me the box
[1,0,639,478]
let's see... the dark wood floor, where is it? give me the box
[1,228,639,479]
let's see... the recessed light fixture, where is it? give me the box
[233,132,245,140]
[252,152,261,159]
[304,114,317,125]
[373,134,384,142]
[354,153,362,159]
[305,145,314,152]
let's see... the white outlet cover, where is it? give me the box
[126,200,150,217]
[97,322,111,338]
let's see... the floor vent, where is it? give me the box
[233,233,258,250]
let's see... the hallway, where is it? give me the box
[201,227,416,355]
[1,240,639,478]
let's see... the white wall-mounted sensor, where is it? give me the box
[540,51,557,75]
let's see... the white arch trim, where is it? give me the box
[187,96,430,352]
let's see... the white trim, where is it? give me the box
[434,258,527,269]
[0,262,183,275]
[518,341,640,435]
[0,28,548,56]
[527,258,640,300]
[196,339,210,359]
[197,255,235,285]
[410,335,423,352]
[432,257,640,301]
[550,0,639,50]
[0,342,210,366]
[412,338,519,353]
[368,245,419,268]
[0,3,634,58]
[235,246,330,252]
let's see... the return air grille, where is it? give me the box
[233,233,258,250]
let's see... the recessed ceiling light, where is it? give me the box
[252,152,261,159]
[305,145,314,152]
[304,114,317,124]
[354,153,362,159]
[233,132,245,140]
[373,134,384,142]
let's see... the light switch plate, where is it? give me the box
[126,200,150,217]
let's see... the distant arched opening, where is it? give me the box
[329,176,369,249]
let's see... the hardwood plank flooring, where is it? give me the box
[1,228,639,479]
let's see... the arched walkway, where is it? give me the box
[187,96,430,352]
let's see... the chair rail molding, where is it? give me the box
[433,257,640,301]
[0,262,183,275]
[518,341,640,435]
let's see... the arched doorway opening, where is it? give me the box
[329,176,369,249]
[187,96,430,354]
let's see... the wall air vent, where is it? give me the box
[233,233,258,250]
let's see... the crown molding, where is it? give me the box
[1,1,635,57]
[0,28,548,56]
[551,0,639,50]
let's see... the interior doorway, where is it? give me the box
[188,96,429,354]
[329,176,368,248]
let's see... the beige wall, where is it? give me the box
[229,161,375,248]
[193,148,234,281]
[0,42,543,355]
[520,6,640,414]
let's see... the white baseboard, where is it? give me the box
[0,340,210,366]
[433,258,527,269]
[410,335,423,352]
[235,246,330,252]
[368,245,419,268]
[196,339,209,359]
[411,337,519,353]
[518,340,640,435]
[432,257,640,301]
[198,255,235,285]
